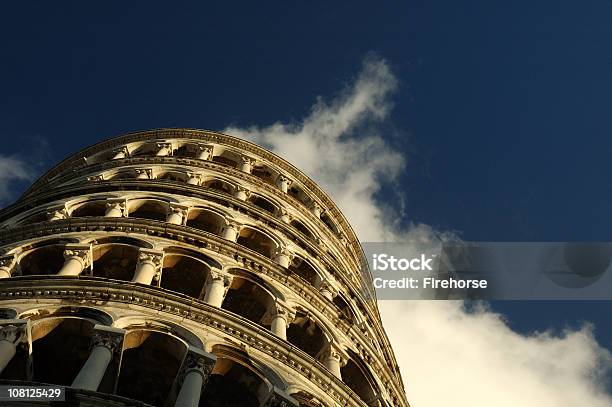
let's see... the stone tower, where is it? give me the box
[0,129,409,407]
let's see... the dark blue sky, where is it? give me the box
[1,2,611,349]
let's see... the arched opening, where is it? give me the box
[288,185,312,208]
[202,178,234,195]
[92,244,139,281]
[117,330,186,406]
[31,318,94,385]
[157,171,188,183]
[289,257,318,286]
[108,171,136,180]
[290,220,315,241]
[251,164,277,186]
[248,195,277,215]
[321,213,339,234]
[130,143,160,157]
[160,255,208,298]
[333,295,356,322]
[341,352,379,406]
[70,200,107,217]
[185,209,226,235]
[128,199,168,222]
[19,245,66,276]
[200,356,270,407]
[212,155,238,168]
[174,144,196,158]
[286,313,326,359]
[236,227,276,258]
[222,277,272,327]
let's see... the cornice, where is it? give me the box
[0,278,409,407]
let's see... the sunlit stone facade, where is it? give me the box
[0,129,409,407]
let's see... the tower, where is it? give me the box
[0,129,409,407]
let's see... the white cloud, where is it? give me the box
[223,57,612,406]
[0,155,32,206]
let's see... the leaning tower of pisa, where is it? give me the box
[0,129,409,407]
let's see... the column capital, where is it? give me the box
[112,146,130,158]
[156,142,174,154]
[168,203,190,221]
[279,208,292,223]
[233,185,251,199]
[310,202,325,217]
[241,156,256,166]
[274,246,294,259]
[209,268,233,287]
[137,249,164,270]
[194,144,214,160]
[46,205,69,220]
[105,198,127,216]
[0,320,29,345]
[225,220,243,232]
[277,175,293,187]
[267,301,296,325]
[320,343,348,367]
[63,244,92,269]
[91,325,125,355]
[317,278,338,298]
[180,347,216,383]
[134,168,153,179]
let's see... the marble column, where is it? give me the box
[203,269,232,308]
[279,208,292,224]
[220,221,242,242]
[131,249,164,285]
[274,247,293,268]
[195,145,213,160]
[322,345,346,380]
[318,279,337,301]
[310,202,324,218]
[268,303,295,341]
[156,142,173,156]
[57,244,92,276]
[0,320,29,374]
[175,347,216,407]
[104,199,127,218]
[0,255,15,279]
[112,146,129,160]
[240,156,256,173]
[276,175,292,193]
[166,203,189,225]
[72,326,125,391]
[233,186,250,201]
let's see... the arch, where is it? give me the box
[222,276,274,327]
[18,211,48,225]
[113,317,204,349]
[341,350,380,406]
[186,208,226,236]
[248,194,278,215]
[236,226,278,258]
[202,178,235,195]
[251,163,279,186]
[117,330,187,406]
[211,149,242,169]
[290,219,316,241]
[107,170,136,180]
[321,212,339,234]
[20,306,113,326]
[203,345,273,407]
[157,170,188,183]
[70,200,107,217]
[92,244,139,281]
[31,317,95,385]
[130,142,163,157]
[333,294,357,323]
[288,184,313,207]
[286,312,327,360]
[127,198,168,221]
[86,236,153,249]
[19,245,66,276]
[289,257,319,286]
[160,254,209,298]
